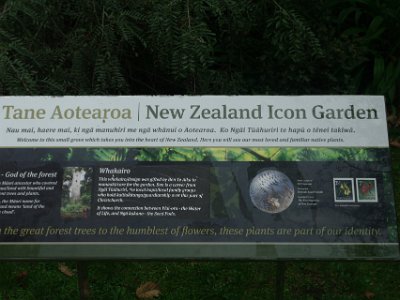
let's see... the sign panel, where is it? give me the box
[0,96,397,259]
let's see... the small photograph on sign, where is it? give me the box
[356,178,378,203]
[61,167,92,219]
[249,169,295,214]
[333,178,355,202]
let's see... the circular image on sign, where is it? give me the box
[249,169,294,214]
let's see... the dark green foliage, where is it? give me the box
[1,0,398,108]
[0,0,146,94]
[330,0,400,114]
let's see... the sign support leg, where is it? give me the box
[275,261,286,300]
[77,261,90,300]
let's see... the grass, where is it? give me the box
[1,260,400,299]
[1,148,400,299]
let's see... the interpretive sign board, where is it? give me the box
[0,96,398,259]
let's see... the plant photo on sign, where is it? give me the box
[334,178,355,202]
[356,178,378,202]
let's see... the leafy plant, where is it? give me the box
[332,0,400,114]
[0,0,375,96]
[0,0,145,95]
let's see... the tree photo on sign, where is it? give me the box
[61,167,92,219]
